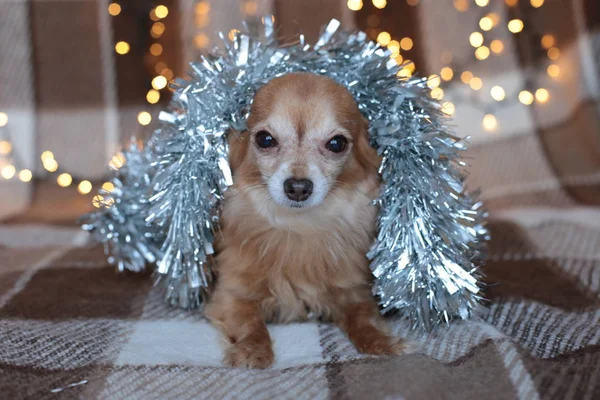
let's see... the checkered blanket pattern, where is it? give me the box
[2,0,600,398]
[1,174,600,399]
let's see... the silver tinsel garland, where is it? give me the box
[82,18,488,330]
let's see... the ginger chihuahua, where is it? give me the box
[205,73,405,368]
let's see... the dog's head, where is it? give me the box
[229,72,379,209]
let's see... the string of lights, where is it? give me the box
[0,2,172,202]
[347,0,560,132]
[2,0,561,190]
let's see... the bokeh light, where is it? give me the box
[490,86,506,101]
[19,169,33,183]
[469,32,484,48]
[508,19,524,33]
[475,46,490,60]
[108,3,121,16]
[155,5,169,19]
[483,114,497,131]
[469,77,483,90]
[137,112,152,126]
[440,67,454,81]
[347,0,363,11]
[152,75,168,90]
[519,90,534,105]
[1,165,16,180]
[535,88,550,103]
[78,180,93,195]
[115,41,130,55]
[57,173,73,188]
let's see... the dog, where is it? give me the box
[205,72,406,368]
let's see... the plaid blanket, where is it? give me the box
[2,0,600,398]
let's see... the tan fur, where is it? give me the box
[204,73,405,369]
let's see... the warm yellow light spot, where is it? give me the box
[150,43,163,56]
[541,34,555,49]
[397,69,412,79]
[19,169,32,183]
[427,74,441,89]
[151,22,165,36]
[440,67,454,81]
[441,51,453,64]
[547,64,560,78]
[243,1,258,15]
[115,41,130,55]
[430,87,444,100]
[505,0,518,6]
[469,77,483,90]
[137,112,152,126]
[108,3,121,16]
[41,151,55,162]
[194,33,209,49]
[152,75,168,90]
[475,46,490,60]
[57,173,72,188]
[196,1,210,14]
[490,86,505,101]
[161,68,174,80]
[404,60,415,73]
[508,19,524,33]
[387,40,400,55]
[78,180,92,195]
[469,32,484,48]
[530,0,544,8]
[372,0,387,9]
[453,0,469,12]
[43,158,58,172]
[155,5,169,19]
[377,31,391,46]
[400,37,413,51]
[102,182,115,193]
[0,112,7,127]
[475,0,489,6]
[535,88,550,103]
[228,29,239,41]
[92,195,105,208]
[146,89,160,104]
[519,90,534,105]
[483,114,497,131]
[0,140,12,155]
[547,47,560,60]
[442,102,455,116]
[1,165,16,180]
[347,0,363,11]
[461,71,474,84]
[490,39,504,54]
[406,0,419,5]
[479,16,493,31]
[394,54,404,65]
[150,9,159,21]
[110,154,126,170]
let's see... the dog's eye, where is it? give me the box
[325,135,348,153]
[255,131,277,149]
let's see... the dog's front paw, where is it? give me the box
[224,339,275,369]
[351,328,407,356]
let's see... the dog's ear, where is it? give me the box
[353,116,381,173]
[227,130,249,174]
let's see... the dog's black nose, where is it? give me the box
[283,178,313,202]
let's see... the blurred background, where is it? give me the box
[0,0,599,223]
